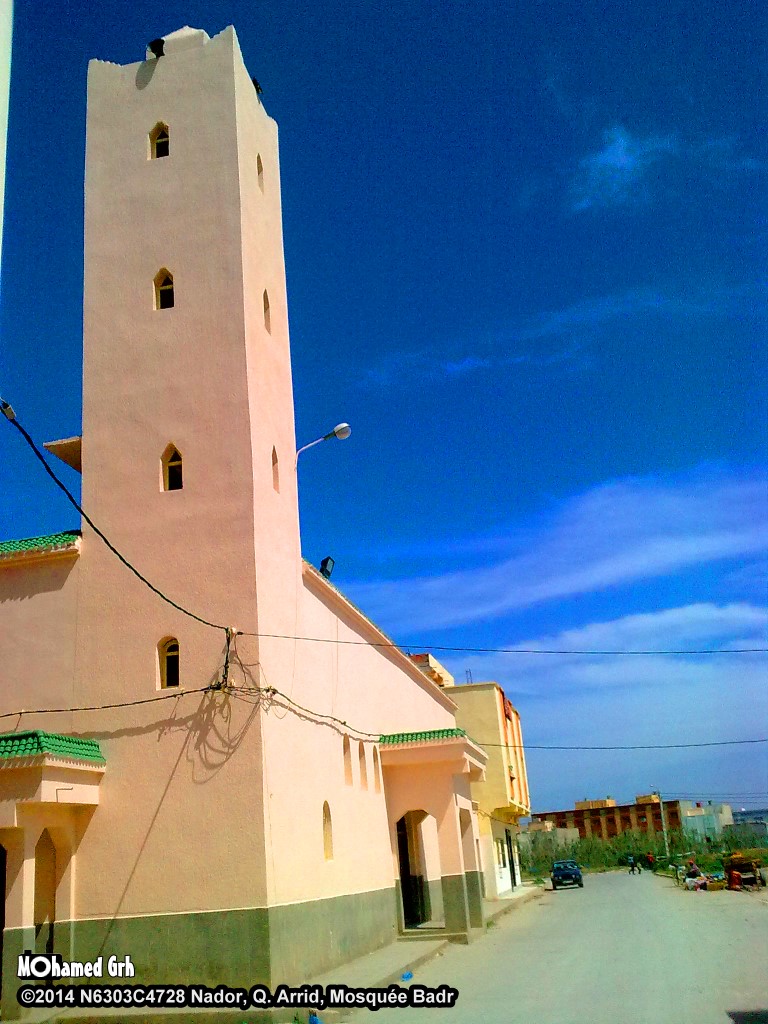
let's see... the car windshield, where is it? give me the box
[553,861,577,869]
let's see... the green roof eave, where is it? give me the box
[0,532,81,557]
[379,728,467,745]
[0,731,105,765]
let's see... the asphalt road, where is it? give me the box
[341,872,768,1024]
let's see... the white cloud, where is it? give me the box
[346,469,768,634]
[447,603,768,695]
[440,604,768,810]
[569,126,677,211]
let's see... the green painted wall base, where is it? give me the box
[427,878,444,924]
[440,873,470,933]
[464,870,484,929]
[1,887,396,1020]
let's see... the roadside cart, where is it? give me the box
[724,850,764,890]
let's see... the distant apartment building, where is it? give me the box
[532,795,733,841]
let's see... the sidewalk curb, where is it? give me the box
[368,939,452,990]
[484,886,545,926]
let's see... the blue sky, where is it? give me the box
[1,2,766,811]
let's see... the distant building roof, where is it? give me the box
[0,730,105,764]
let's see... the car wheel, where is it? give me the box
[578,881,584,887]
[552,882,557,890]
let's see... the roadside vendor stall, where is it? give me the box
[724,850,764,890]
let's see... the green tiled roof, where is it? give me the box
[0,532,80,556]
[380,728,467,745]
[0,731,105,764]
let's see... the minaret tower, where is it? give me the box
[78,26,300,707]
[68,27,301,966]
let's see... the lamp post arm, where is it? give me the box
[295,423,351,466]
[295,435,329,462]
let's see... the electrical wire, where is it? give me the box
[1,401,227,633]
[2,403,764,657]
[225,684,767,751]
[3,401,767,658]
[236,630,767,656]
[487,738,768,750]
[227,684,380,739]
[0,685,216,721]
[0,672,764,753]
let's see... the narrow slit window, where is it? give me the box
[155,269,174,310]
[373,746,381,793]
[343,736,352,785]
[358,742,368,790]
[159,637,180,688]
[257,154,264,192]
[323,802,333,860]
[162,445,183,491]
[271,447,279,492]
[150,122,170,159]
[263,289,271,333]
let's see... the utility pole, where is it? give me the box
[659,790,671,864]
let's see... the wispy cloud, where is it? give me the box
[450,603,768,695]
[346,468,768,634]
[440,603,768,809]
[566,127,765,214]
[568,126,678,212]
[362,282,766,387]
[700,135,767,174]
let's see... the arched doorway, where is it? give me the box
[396,812,431,928]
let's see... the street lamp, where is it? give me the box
[654,790,670,861]
[295,423,351,464]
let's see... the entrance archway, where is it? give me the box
[396,811,431,928]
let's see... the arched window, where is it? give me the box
[149,122,170,159]
[322,802,333,860]
[373,746,381,793]
[257,154,264,192]
[263,289,271,333]
[161,444,183,491]
[358,742,368,790]
[159,637,180,688]
[271,447,279,492]
[154,269,174,310]
[343,736,352,785]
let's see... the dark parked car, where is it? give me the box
[551,860,583,890]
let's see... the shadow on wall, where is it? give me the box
[78,687,261,960]
[0,558,78,604]
[135,59,160,91]
[76,640,261,782]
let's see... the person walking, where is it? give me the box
[628,854,637,874]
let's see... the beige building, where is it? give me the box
[517,820,580,857]
[410,656,531,898]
